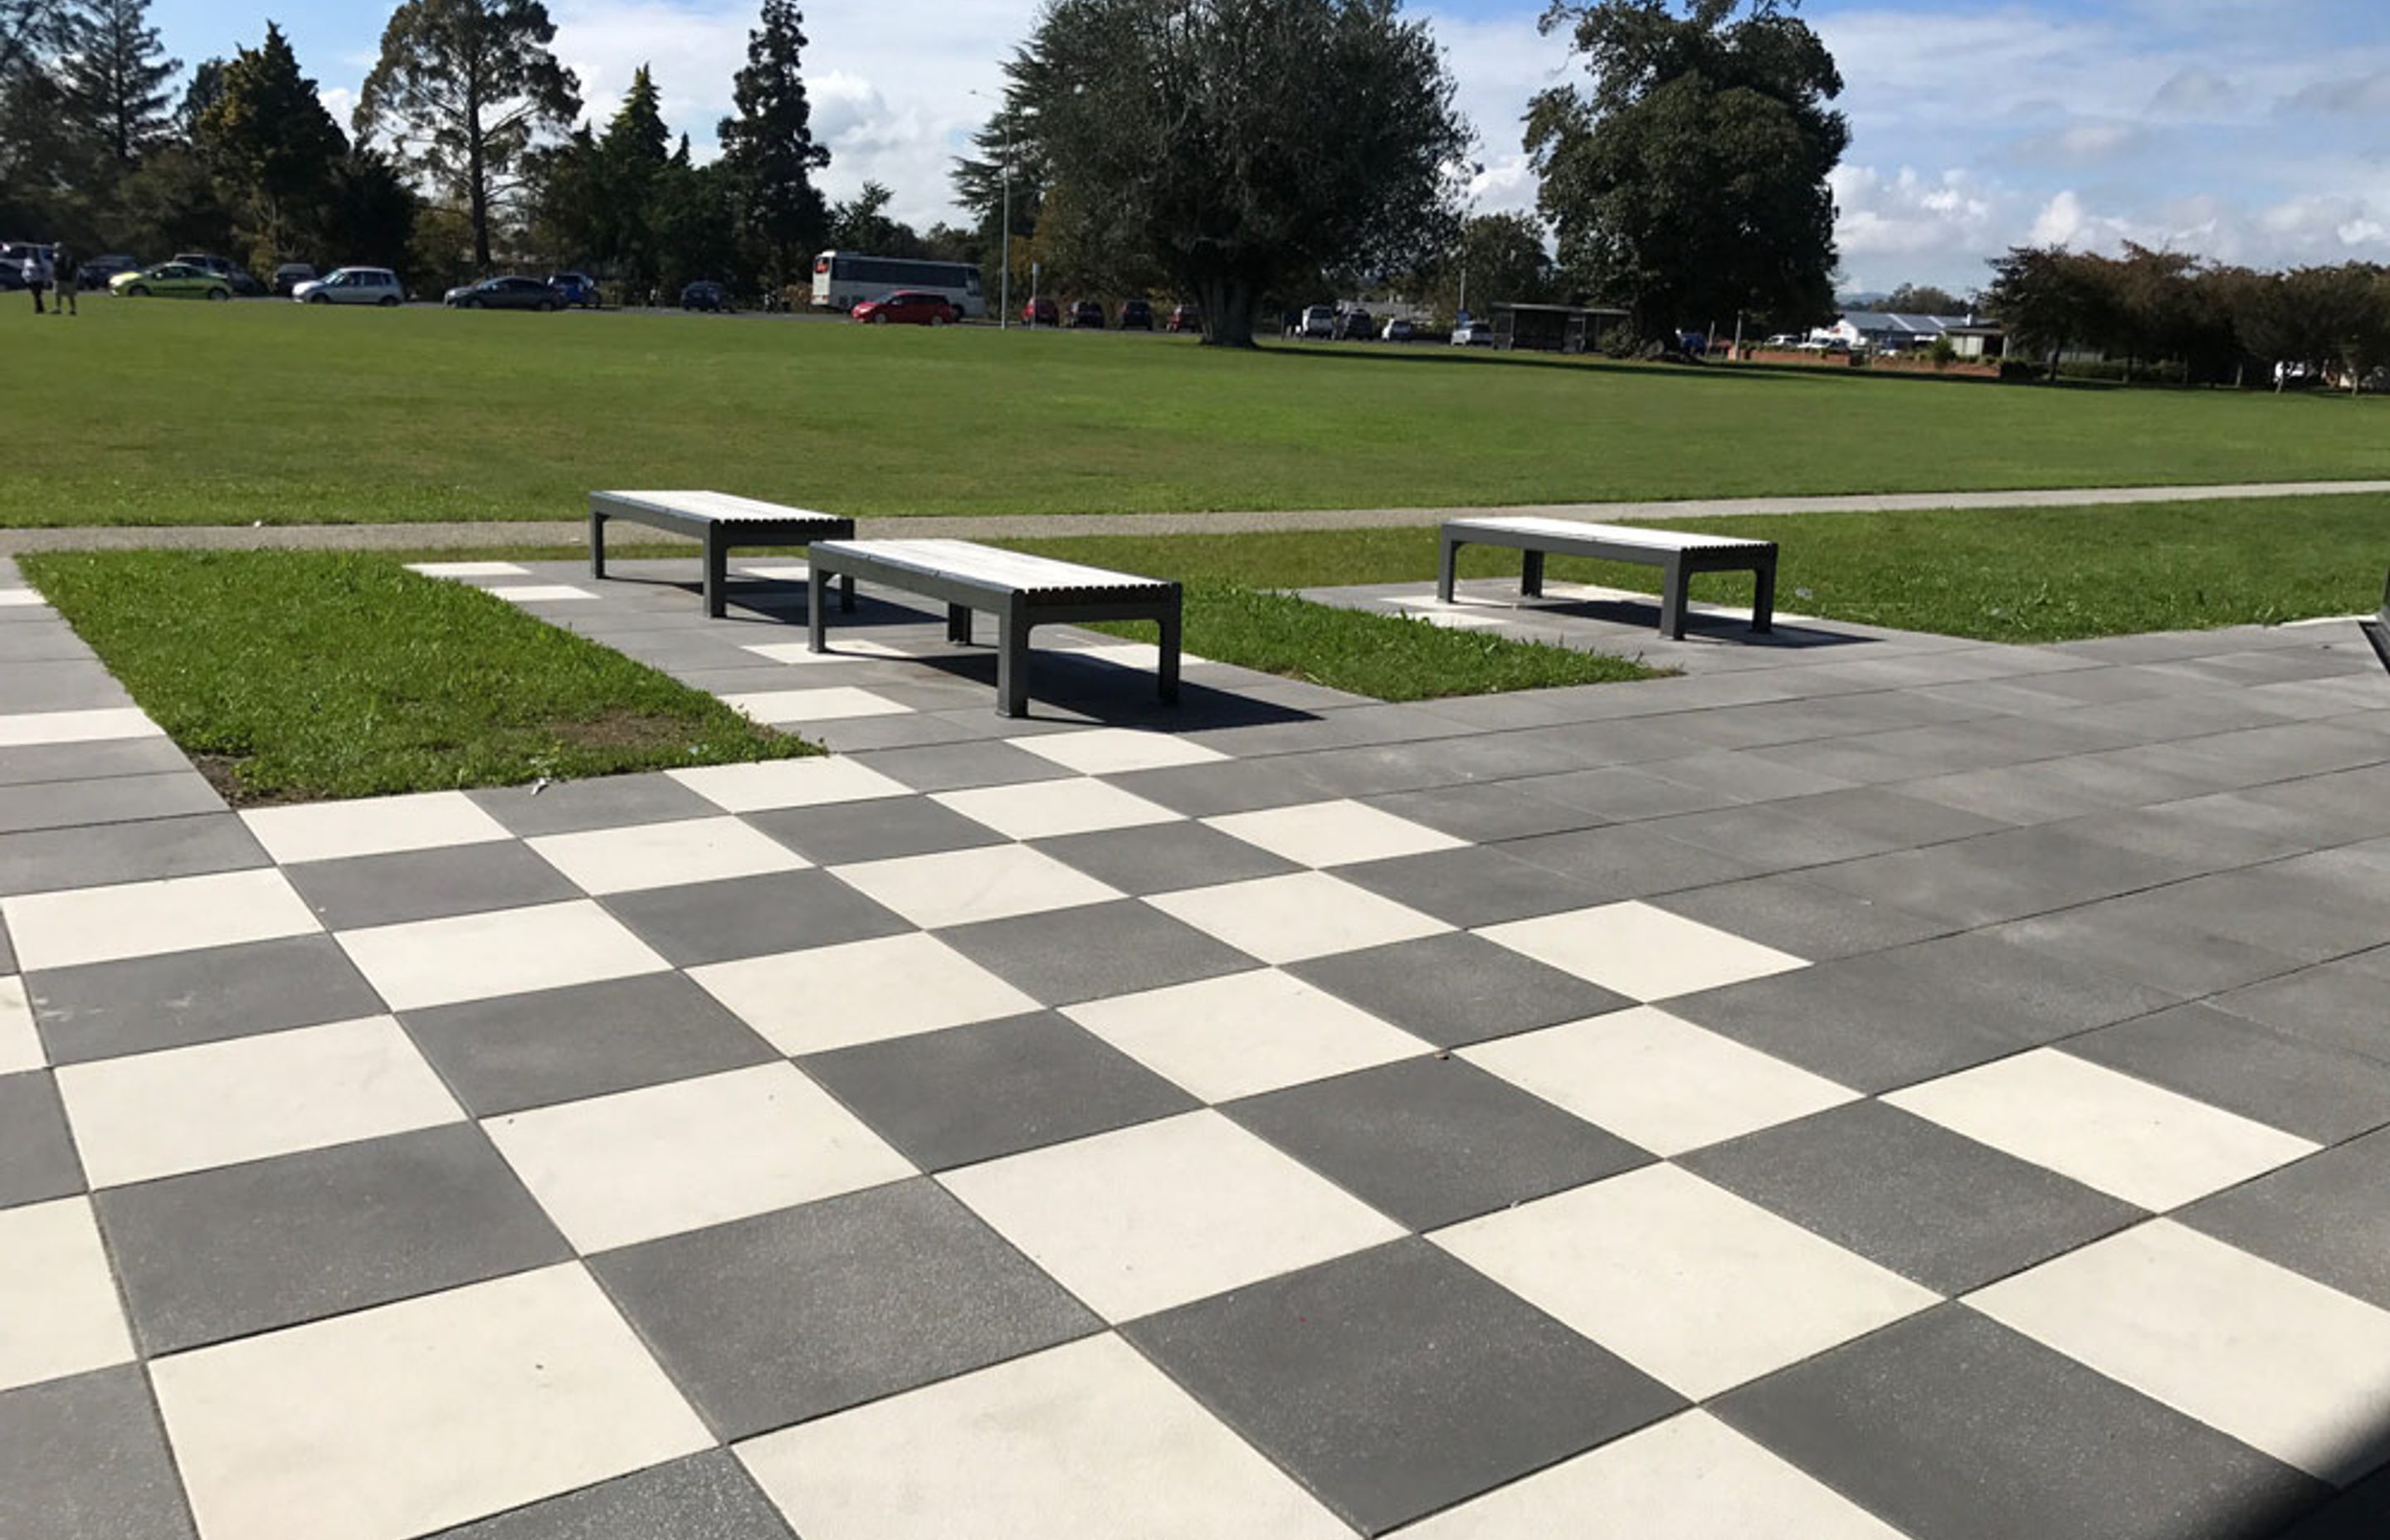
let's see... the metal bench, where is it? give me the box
[1438,515,1778,640]
[2363,569,2390,675]
[805,539,1182,717]
[588,490,856,618]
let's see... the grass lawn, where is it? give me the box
[22,551,812,801]
[2,302,2387,527]
[1002,492,2390,643]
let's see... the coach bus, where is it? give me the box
[812,251,985,317]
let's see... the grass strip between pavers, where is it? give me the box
[22,550,814,803]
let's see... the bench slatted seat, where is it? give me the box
[2363,569,2390,675]
[1438,515,1778,640]
[589,490,856,618]
[805,539,1181,718]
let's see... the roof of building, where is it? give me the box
[1836,310,1978,335]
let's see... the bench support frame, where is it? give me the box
[1438,523,1777,640]
[2362,569,2390,675]
[588,494,856,619]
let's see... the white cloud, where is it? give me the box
[2149,66,2235,117]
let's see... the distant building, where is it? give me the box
[1814,311,1983,353]
[1493,302,1630,353]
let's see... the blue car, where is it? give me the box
[547,272,599,308]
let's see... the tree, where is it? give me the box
[591,66,670,290]
[1881,281,1963,314]
[1016,0,1466,346]
[718,0,830,288]
[323,147,419,270]
[1422,211,1556,324]
[827,179,922,256]
[175,55,222,134]
[354,0,579,270]
[0,0,66,84]
[60,0,176,166]
[1983,245,2109,380]
[198,22,348,267]
[1529,0,1846,340]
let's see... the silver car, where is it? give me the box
[293,267,404,306]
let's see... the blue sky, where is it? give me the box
[147,0,2390,292]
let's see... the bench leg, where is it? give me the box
[1660,556,1687,640]
[1436,535,1461,604]
[1521,548,1545,599]
[704,535,729,619]
[588,511,607,579]
[807,568,828,653]
[841,573,855,614]
[947,604,973,645]
[1751,558,1776,633]
[1157,607,1182,705]
[996,608,1032,718]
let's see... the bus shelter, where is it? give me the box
[1492,303,1629,354]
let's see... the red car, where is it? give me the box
[1022,295,1059,327]
[852,290,958,325]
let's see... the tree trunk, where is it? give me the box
[1199,276,1257,348]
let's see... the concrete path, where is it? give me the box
[2,477,2383,553]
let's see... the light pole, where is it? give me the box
[970,89,1012,329]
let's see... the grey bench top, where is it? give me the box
[1443,515,1776,553]
[592,490,849,528]
[807,539,1178,602]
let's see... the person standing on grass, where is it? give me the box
[25,248,48,314]
[50,246,76,315]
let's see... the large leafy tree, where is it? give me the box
[354,0,579,270]
[1017,0,1467,347]
[593,65,669,289]
[1528,0,1846,339]
[717,0,830,287]
[60,0,177,166]
[198,22,347,267]
[1421,211,1558,324]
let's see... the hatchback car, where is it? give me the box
[294,267,403,305]
[271,263,316,295]
[1117,299,1154,330]
[852,290,958,325]
[1382,317,1417,343]
[1166,303,1202,333]
[1451,318,1494,346]
[1297,304,1336,339]
[1068,299,1105,329]
[1334,308,1375,341]
[77,253,140,289]
[1022,295,1059,327]
[549,272,600,307]
[680,280,734,312]
[110,262,232,300]
[443,275,562,310]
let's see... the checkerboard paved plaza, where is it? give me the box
[3,553,2390,1538]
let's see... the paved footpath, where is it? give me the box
[2,552,2388,1539]
[1,476,2384,553]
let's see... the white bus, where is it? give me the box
[812,251,985,317]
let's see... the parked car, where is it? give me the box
[1334,308,1375,341]
[170,252,267,296]
[1763,333,1802,348]
[1451,317,1494,346]
[851,290,958,325]
[1117,299,1154,330]
[1068,299,1105,329]
[271,262,317,296]
[77,252,140,289]
[0,241,49,290]
[1382,317,1417,343]
[1022,295,1059,327]
[1296,304,1336,338]
[110,261,232,300]
[1166,303,1202,333]
[548,272,600,308]
[293,266,403,306]
[442,275,562,310]
[680,280,734,312]
[1675,330,1710,355]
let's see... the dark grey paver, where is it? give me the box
[1123,1239,1684,1536]
[602,869,910,967]
[0,812,266,897]
[469,774,720,837]
[1288,932,1630,1048]
[400,972,778,1117]
[0,736,192,788]
[1102,757,1341,817]
[1334,845,1607,928]
[0,660,132,713]
[1360,782,1602,843]
[1498,823,1762,900]
[2180,1129,2390,1312]
[2210,954,2390,1065]
[1029,820,1301,895]
[744,796,1003,865]
[1514,763,1745,821]
[2110,865,2390,967]
[592,1179,1098,1440]
[429,1452,796,1540]
[1682,1100,2144,1294]
[98,1123,570,1355]
[1223,1056,1648,1231]
[1989,892,2306,997]
[0,772,222,835]
[29,933,385,1065]
[1714,1305,2329,1540]
[798,1011,1195,1171]
[1807,825,2201,928]
[2062,1005,2390,1145]
[938,899,1257,1006]
[0,1367,198,1540]
[284,841,580,930]
[847,740,1076,793]
[0,1070,82,1209]
[1647,874,1952,962]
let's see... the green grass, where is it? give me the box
[2,302,2388,526]
[1139,579,1655,698]
[21,551,813,801]
[1003,493,2390,644]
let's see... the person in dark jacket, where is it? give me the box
[49,246,75,314]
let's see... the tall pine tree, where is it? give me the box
[61,0,178,167]
[594,65,669,291]
[198,22,347,267]
[717,0,829,288]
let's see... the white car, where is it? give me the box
[293,267,404,306]
[1451,318,1494,346]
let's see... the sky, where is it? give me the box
[146,0,2390,294]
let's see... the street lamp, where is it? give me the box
[969,88,1013,330]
